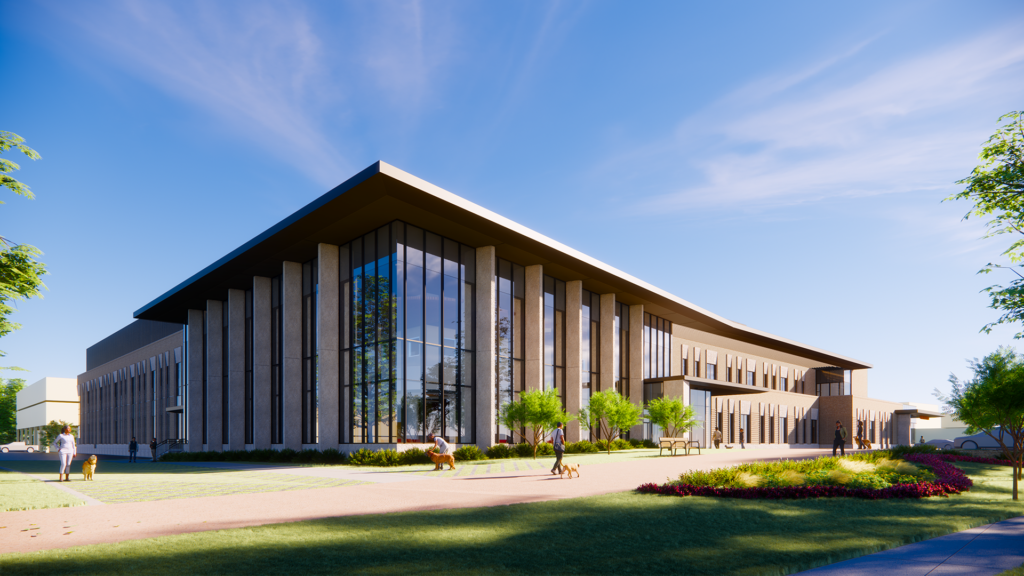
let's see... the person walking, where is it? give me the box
[550,422,565,475]
[833,421,848,456]
[739,428,746,449]
[128,437,138,463]
[150,437,158,462]
[53,425,76,482]
[713,428,723,449]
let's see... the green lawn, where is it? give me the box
[2,461,1023,575]
[0,461,369,504]
[0,469,86,512]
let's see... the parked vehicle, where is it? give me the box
[925,438,954,450]
[954,428,1017,450]
[0,441,37,453]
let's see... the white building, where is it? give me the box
[16,377,80,447]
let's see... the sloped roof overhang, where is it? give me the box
[134,161,872,370]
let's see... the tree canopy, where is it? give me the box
[0,131,47,362]
[579,389,643,453]
[946,111,1024,337]
[646,396,698,440]
[938,347,1024,500]
[0,378,26,443]
[499,388,574,459]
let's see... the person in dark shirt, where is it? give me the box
[833,421,848,456]
[128,437,138,463]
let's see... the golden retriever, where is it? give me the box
[426,449,455,471]
[82,455,98,481]
[559,462,580,479]
[855,436,873,450]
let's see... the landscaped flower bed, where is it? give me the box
[933,453,1013,466]
[637,453,974,500]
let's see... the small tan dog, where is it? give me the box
[82,455,98,481]
[559,462,580,479]
[426,449,455,471]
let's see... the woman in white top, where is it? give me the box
[53,425,76,482]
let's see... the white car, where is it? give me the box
[954,428,1017,450]
[0,441,37,453]
[925,439,954,450]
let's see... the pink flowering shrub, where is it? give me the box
[637,454,974,501]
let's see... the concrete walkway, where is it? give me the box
[795,515,1024,575]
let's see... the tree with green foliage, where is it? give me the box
[41,419,78,451]
[646,396,698,440]
[499,388,574,459]
[938,347,1024,500]
[579,390,643,454]
[946,111,1024,337]
[0,378,25,443]
[1,131,47,362]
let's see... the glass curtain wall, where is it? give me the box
[244,290,253,444]
[302,259,318,444]
[642,313,671,379]
[815,368,851,396]
[271,276,283,444]
[543,276,565,400]
[689,389,710,447]
[614,302,629,397]
[342,222,475,445]
[496,259,524,443]
[581,290,600,423]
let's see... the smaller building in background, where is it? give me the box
[16,377,79,447]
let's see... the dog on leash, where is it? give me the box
[426,448,456,471]
[854,436,873,450]
[82,455,98,481]
[559,462,580,479]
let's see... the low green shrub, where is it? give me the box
[535,443,554,456]
[595,439,610,452]
[888,444,938,458]
[611,438,632,450]
[399,448,433,465]
[515,443,535,458]
[453,445,486,461]
[641,439,658,449]
[347,448,376,466]
[628,438,643,448]
[565,440,599,454]
[486,444,515,459]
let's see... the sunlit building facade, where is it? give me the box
[78,162,921,454]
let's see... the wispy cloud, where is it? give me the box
[49,0,460,187]
[627,23,1024,212]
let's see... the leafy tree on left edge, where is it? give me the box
[0,378,25,443]
[0,131,47,364]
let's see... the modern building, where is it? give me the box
[16,377,79,447]
[77,319,184,453]
[78,161,920,455]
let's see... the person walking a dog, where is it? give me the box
[53,425,76,482]
[833,421,848,456]
[550,421,565,475]
[428,433,449,457]
[128,437,138,463]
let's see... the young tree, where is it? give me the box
[0,378,25,443]
[579,390,643,454]
[646,396,698,440]
[41,419,78,450]
[939,347,1024,500]
[499,389,574,459]
[946,112,1024,337]
[1,131,47,361]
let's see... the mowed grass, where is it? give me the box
[0,469,86,512]
[0,461,369,504]
[2,462,1023,576]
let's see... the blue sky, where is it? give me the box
[2,1,1023,404]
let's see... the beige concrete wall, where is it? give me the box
[474,246,497,449]
[16,377,79,430]
[78,330,183,446]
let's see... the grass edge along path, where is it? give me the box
[0,469,86,512]
[2,461,1023,576]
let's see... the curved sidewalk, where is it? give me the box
[795,515,1024,575]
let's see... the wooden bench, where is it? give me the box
[659,437,701,456]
